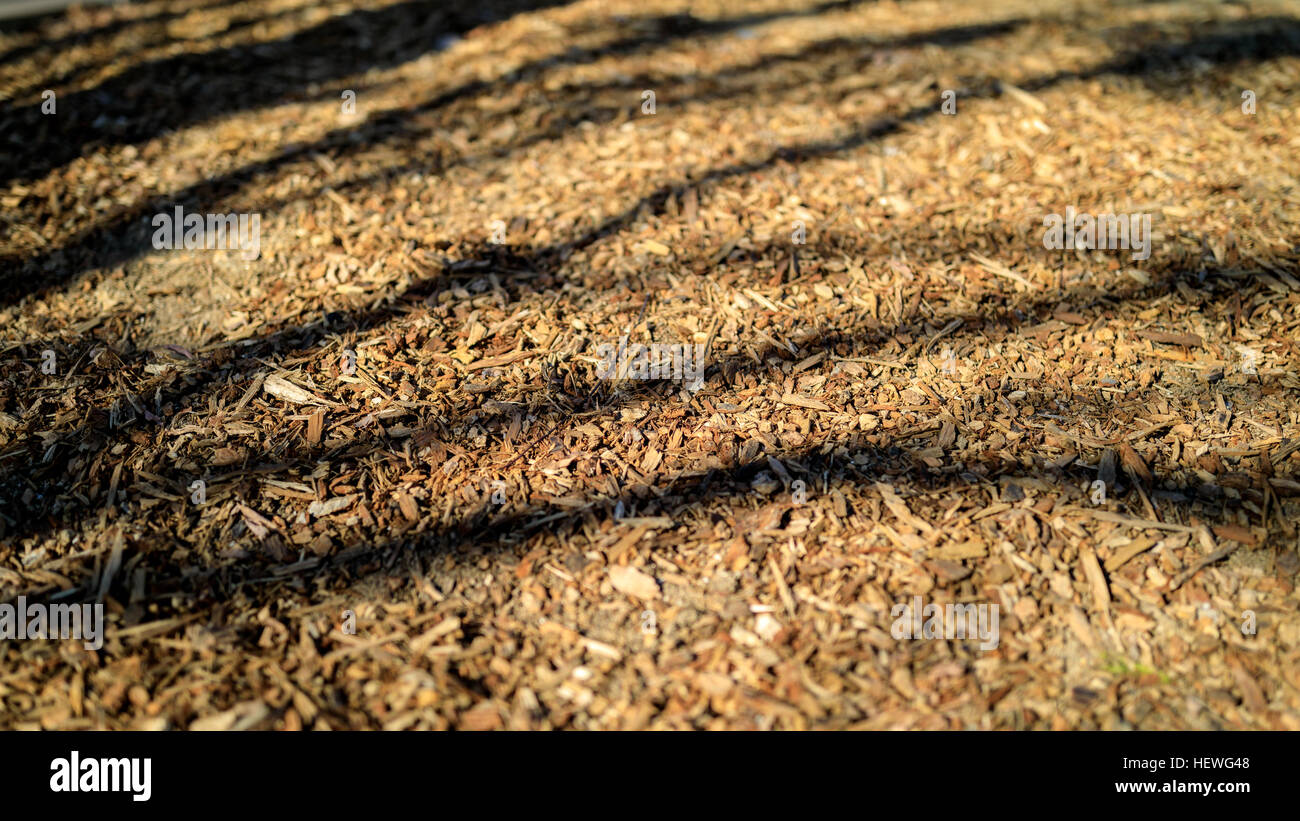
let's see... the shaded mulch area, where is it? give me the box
[1,0,1299,729]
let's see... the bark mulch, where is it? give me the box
[1,0,1299,729]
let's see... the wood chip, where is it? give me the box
[608,565,660,601]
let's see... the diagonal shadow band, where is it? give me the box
[0,6,1018,303]
[2,220,1290,598]
[0,0,889,188]
[0,0,242,65]
[4,13,1298,307]
[0,0,566,185]
[6,347,1286,619]
[1,9,1297,603]
[4,6,1298,553]
[0,0,350,104]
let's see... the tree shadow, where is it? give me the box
[0,0,571,187]
[0,0,891,190]
[0,0,237,63]
[1,5,1297,631]
[2,218,1292,608]
[5,13,1299,306]
[0,12,1035,304]
[1,0,344,104]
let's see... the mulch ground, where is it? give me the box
[1,0,1299,729]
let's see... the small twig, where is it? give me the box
[1168,543,1237,593]
[923,318,964,356]
[497,419,562,474]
